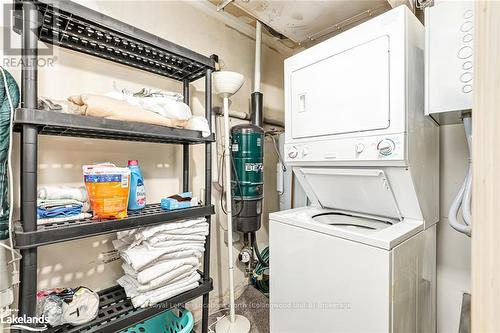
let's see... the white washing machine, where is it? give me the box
[270,6,439,333]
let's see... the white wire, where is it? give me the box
[0,66,21,279]
[448,115,472,236]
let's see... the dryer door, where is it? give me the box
[290,35,391,139]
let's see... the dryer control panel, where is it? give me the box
[285,134,405,164]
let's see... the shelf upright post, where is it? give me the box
[19,0,39,320]
[201,66,213,333]
[182,78,190,192]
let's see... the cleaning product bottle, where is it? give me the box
[127,160,146,210]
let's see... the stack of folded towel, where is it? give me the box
[113,217,209,308]
[37,185,91,225]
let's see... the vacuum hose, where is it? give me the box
[448,114,472,236]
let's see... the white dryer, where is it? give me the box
[270,6,439,333]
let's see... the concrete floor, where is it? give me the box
[197,285,269,333]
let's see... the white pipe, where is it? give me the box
[254,21,262,93]
[448,114,472,236]
[223,96,236,323]
[186,0,293,57]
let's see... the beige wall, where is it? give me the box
[2,0,284,319]
[437,124,471,333]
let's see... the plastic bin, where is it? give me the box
[122,307,194,333]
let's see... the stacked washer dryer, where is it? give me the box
[269,6,439,333]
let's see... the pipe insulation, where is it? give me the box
[448,114,472,236]
[254,21,262,93]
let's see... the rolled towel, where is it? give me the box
[38,186,88,202]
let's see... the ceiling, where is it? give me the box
[232,0,392,46]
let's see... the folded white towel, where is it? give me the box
[135,257,200,284]
[135,218,207,240]
[117,242,204,271]
[118,271,201,308]
[147,233,207,245]
[142,240,205,250]
[137,266,197,292]
[116,219,208,250]
[134,265,197,292]
[37,185,88,202]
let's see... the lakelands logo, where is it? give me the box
[1,312,49,331]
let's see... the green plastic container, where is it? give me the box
[122,307,194,333]
[230,124,264,200]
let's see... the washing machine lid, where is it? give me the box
[295,168,403,223]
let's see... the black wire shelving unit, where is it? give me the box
[12,0,215,332]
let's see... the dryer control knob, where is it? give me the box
[288,147,298,159]
[355,143,365,154]
[377,139,395,156]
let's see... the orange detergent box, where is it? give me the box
[83,163,131,219]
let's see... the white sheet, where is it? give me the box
[106,90,192,120]
[118,271,201,308]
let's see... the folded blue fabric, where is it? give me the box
[37,205,82,219]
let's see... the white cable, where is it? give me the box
[461,116,473,225]
[448,114,472,236]
[0,66,21,278]
[209,314,227,333]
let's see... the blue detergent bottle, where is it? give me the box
[127,160,146,210]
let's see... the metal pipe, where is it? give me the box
[182,79,190,192]
[201,66,213,333]
[213,107,284,127]
[19,0,39,319]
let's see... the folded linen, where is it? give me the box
[122,217,207,241]
[68,94,188,129]
[134,257,200,284]
[106,90,192,121]
[147,233,207,245]
[114,240,204,271]
[37,185,88,202]
[37,212,92,225]
[37,205,81,219]
[116,218,208,250]
[117,271,201,308]
[142,240,205,251]
[125,265,197,292]
[37,199,90,213]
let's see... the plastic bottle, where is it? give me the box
[127,160,146,210]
